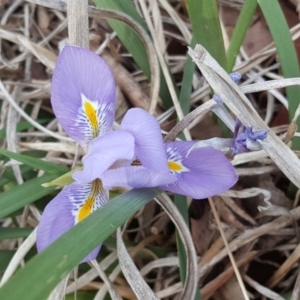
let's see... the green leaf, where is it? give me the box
[93,0,175,107]
[227,0,258,71]
[0,228,33,240]
[0,251,15,272]
[0,148,68,174]
[186,0,227,69]
[186,0,229,138]
[0,174,58,219]
[258,0,300,149]
[0,188,159,300]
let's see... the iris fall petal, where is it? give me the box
[37,180,107,262]
[51,46,116,147]
[160,142,237,199]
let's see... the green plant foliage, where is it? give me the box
[0,149,68,174]
[226,0,258,71]
[0,174,58,219]
[0,188,159,300]
[258,0,300,149]
[186,0,227,69]
[0,228,33,240]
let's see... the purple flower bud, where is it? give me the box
[229,72,242,83]
[232,126,268,154]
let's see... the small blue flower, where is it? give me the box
[232,121,268,154]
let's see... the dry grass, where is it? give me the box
[1,0,300,299]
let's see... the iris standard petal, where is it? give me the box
[72,131,135,183]
[121,108,170,172]
[51,45,116,146]
[37,180,108,262]
[160,142,238,199]
[102,165,176,189]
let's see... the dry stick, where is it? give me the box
[291,266,300,300]
[208,197,250,300]
[266,243,300,289]
[201,252,257,300]
[67,0,88,48]
[244,275,285,300]
[26,0,160,114]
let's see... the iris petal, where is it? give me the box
[73,131,135,183]
[160,142,238,199]
[51,46,116,146]
[36,180,107,262]
[121,108,170,173]
[102,165,176,189]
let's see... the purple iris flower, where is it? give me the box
[37,46,136,262]
[37,46,238,263]
[37,47,177,262]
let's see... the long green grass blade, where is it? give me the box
[186,0,227,69]
[227,0,258,71]
[0,228,33,240]
[258,0,300,149]
[0,174,58,219]
[0,251,16,272]
[0,148,68,174]
[0,188,159,300]
[186,0,229,137]
[93,0,174,108]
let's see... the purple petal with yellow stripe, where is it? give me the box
[160,142,238,199]
[102,165,176,189]
[37,180,108,262]
[51,45,116,147]
[72,130,135,183]
[121,108,170,173]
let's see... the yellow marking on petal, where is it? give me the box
[84,101,99,138]
[77,179,103,222]
[168,161,183,172]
